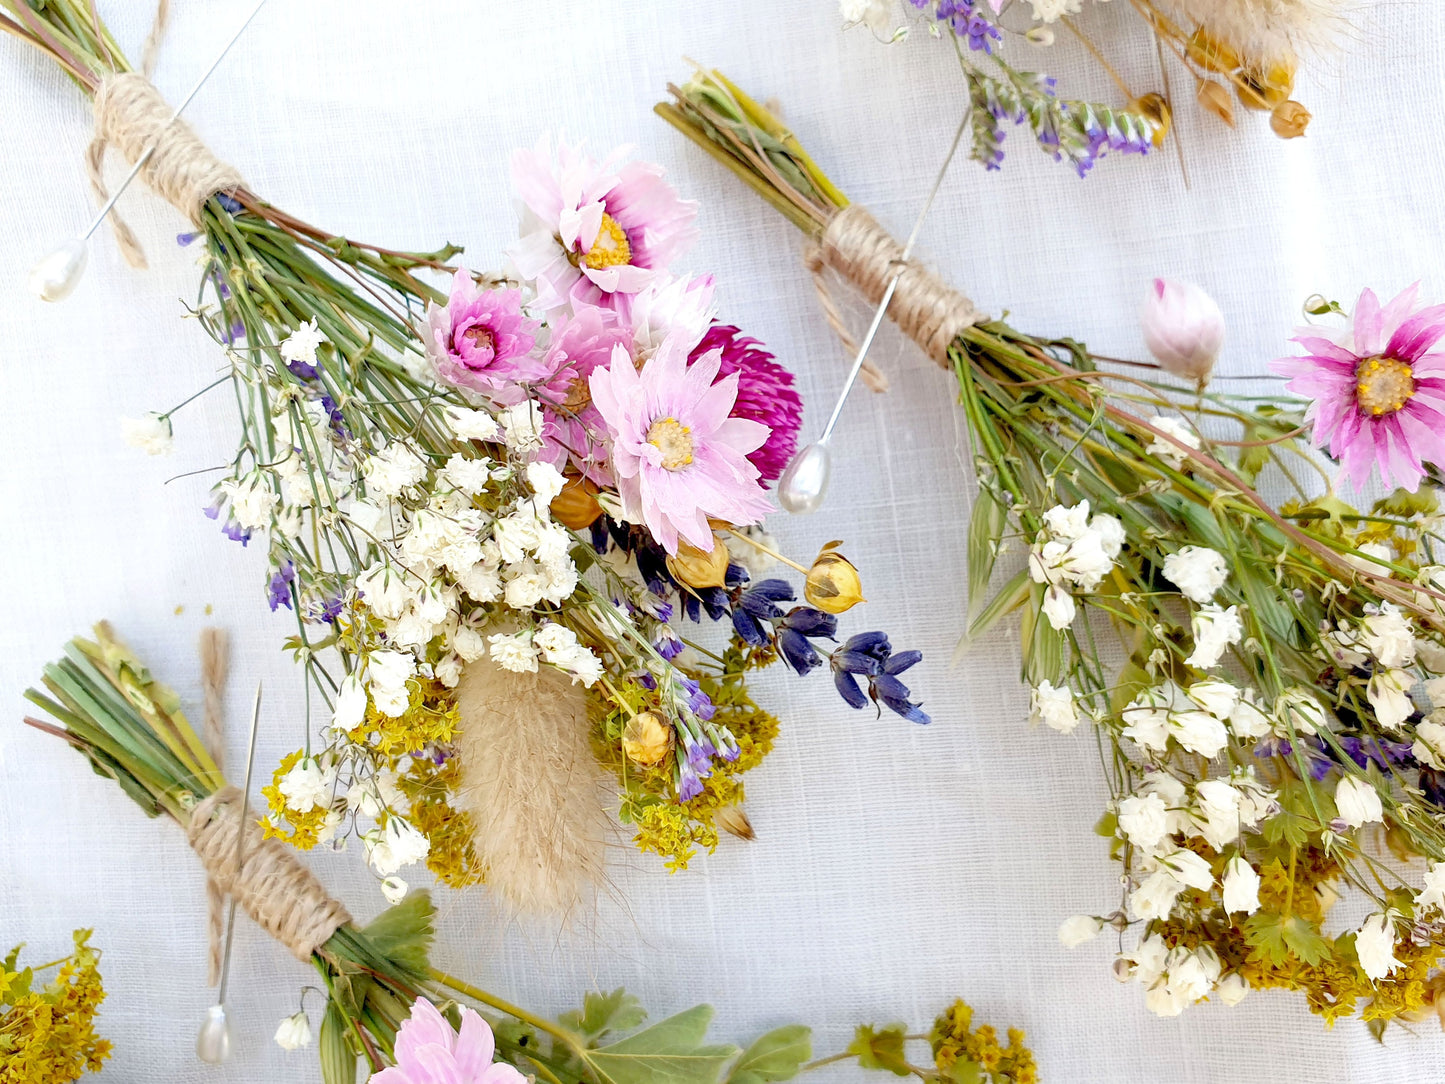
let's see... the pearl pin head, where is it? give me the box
[27,238,88,302]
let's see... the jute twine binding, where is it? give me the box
[186,786,351,963]
[197,628,229,985]
[87,71,244,269]
[807,204,984,376]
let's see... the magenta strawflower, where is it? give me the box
[691,324,803,484]
[508,137,698,315]
[1272,284,1445,491]
[424,270,542,402]
[372,997,526,1084]
[589,332,773,553]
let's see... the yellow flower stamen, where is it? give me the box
[582,212,632,270]
[1355,355,1415,416]
[646,416,693,470]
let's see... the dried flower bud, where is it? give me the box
[1025,26,1054,47]
[715,805,755,840]
[1140,278,1225,388]
[1196,80,1235,127]
[1131,93,1171,149]
[550,474,603,529]
[1185,27,1240,74]
[666,535,730,589]
[622,712,673,767]
[1270,100,1311,139]
[805,540,866,614]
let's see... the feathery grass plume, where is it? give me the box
[453,657,610,915]
[1174,0,1349,61]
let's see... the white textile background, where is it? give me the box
[2,2,1444,1081]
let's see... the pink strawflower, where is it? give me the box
[691,324,802,484]
[425,270,542,403]
[1272,284,1445,491]
[589,333,773,553]
[535,305,632,483]
[617,272,716,360]
[508,137,698,315]
[372,997,525,1084]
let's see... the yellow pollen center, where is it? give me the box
[647,417,694,471]
[582,213,632,270]
[1355,355,1415,416]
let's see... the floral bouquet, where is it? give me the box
[839,0,1340,174]
[663,68,1445,1030]
[25,624,1021,1084]
[3,2,924,913]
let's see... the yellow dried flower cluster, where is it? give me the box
[261,749,332,850]
[400,757,485,889]
[0,930,111,1084]
[604,638,780,871]
[930,1000,1037,1084]
[349,678,460,758]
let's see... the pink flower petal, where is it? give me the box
[1387,304,1445,364]
[451,1008,496,1079]
[1353,288,1384,356]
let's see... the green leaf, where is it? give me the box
[964,568,1030,642]
[1243,912,1289,968]
[1280,916,1334,967]
[728,1025,812,1084]
[560,988,648,1046]
[1020,583,1063,686]
[319,1000,358,1084]
[581,1005,738,1084]
[967,487,1006,613]
[845,1024,911,1077]
[359,890,434,981]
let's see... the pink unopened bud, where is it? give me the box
[1140,278,1224,388]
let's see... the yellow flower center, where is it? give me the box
[1355,355,1415,416]
[582,213,632,270]
[646,417,694,470]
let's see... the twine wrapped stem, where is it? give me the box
[186,786,351,963]
[87,72,244,268]
[811,204,983,371]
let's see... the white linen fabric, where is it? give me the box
[1,2,1443,1081]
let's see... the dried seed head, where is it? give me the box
[804,540,866,614]
[715,805,755,841]
[550,474,603,529]
[1270,100,1312,138]
[666,535,730,589]
[1237,62,1293,110]
[1196,80,1236,127]
[622,711,674,767]
[1131,93,1172,149]
[1186,26,1241,73]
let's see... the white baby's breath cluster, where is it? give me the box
[1027,500,1124,630]
[1025,471,1445,1017]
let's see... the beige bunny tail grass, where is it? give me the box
[453,657,609,916]
[1176,0,1351,62]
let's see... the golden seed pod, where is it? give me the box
[1196,80,1235,127]
[804,540,866,614]
[550,474,604,529]
[1184,27,1240,74]
[1236,63,1292,111]
[666,535,730,589]
[1131,93,1171,149]
[622,711,674,768]
[1269,100,1311,139]
[715,805,755,841]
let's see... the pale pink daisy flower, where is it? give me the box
[1273,284,1445,491]
[372,997,526,1084]
[589,332,773,553]
[424,270,543,403]
[508,138,698,315]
